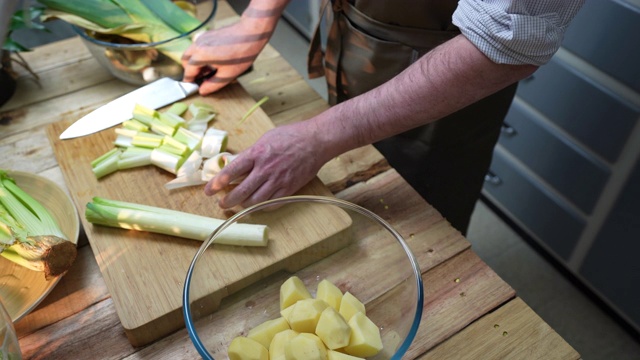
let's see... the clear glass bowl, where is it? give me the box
[74,0,217,85]
[183,195,423,360]
[0,298,21,359]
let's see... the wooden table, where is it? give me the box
[0,2,580,359]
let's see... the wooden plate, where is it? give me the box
[0,170,80,322]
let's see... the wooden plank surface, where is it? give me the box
[420,298,580,359]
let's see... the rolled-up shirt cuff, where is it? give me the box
[452,0,572,66]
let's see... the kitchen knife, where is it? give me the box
[59,77,201,140]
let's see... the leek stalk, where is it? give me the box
[0,171,77,279]
[85,197,268,246]
[37,0,202,64]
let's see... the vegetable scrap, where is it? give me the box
[0,171,77,279]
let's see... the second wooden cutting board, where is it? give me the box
[47,82,352,346]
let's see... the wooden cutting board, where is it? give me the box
[46,82,352,346]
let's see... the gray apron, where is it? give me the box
[308,0,518,234]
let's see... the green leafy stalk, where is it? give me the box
[139,0,202,33]
[86,197,269,247]
[38,0,198,63]
[0,171,77,279]
[37,0,135,29]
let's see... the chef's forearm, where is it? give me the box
[313,34,538,157]
[240,0,290,32]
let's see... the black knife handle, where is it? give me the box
[194,66,217,86]
[193,65,254,86]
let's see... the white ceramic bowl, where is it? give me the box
[183,195,423,359]
[0,170,80,322]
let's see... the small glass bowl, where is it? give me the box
[183,195,424,360]
[74,0,217,85]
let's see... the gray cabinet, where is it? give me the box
[482,0,640,333]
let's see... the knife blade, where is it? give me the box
[59,77,201,140]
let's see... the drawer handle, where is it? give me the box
[484,171,502,186]
[501,123,517,137]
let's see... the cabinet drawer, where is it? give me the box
[500,99,611,215]
[562,0,640,93]
[483,148,585,260]
[580,158,640,330]
[516,57,639,163]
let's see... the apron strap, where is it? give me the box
[307,0,331,79]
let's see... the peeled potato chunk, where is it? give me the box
[343,312,383,358]
[285,333,328,360]
[280,276,312,310]
[248,316,291,349]
[288,298,329,333]
[327,350,365,360]
[269,329,299,360]
[315,306,351,350]
[339,291,365,322]
[316,279,343,311]
[281,303,295,320]
[228,336,269,360]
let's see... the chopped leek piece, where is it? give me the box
[200,128,228,158]
[91,148,120,168]
[202,152,236,181]
[118,152,152,170]
[113,128,137,147]
[173,127,202,150]
[188,102,217,125]
[158,143,188,157]
[150,148,185,174]
[92,148,122,179]
[159,111,186,129]
[132,132,163,148]
[121,146,153,158]
[150,117,176,136]
[177,150,203,177]
[166,102,188,116]
[85,197,269,246]
[165,170,206,190]
[123,119,150,132]
[163,135,189,152]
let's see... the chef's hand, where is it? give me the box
[182,16,274,95]
[204,121,331,209]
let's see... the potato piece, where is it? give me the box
[343,312,383,358]
[316,279,343,311]
[281,303,295,324]
[288,298,329,333]
[327,350,365,360]
[315,307,351,349]
[248,317,291,349]
[269,329,299,360]
[285,333,328,360]
[280,276,312,310]
[228,336,269,360]
[338,292,365,322]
